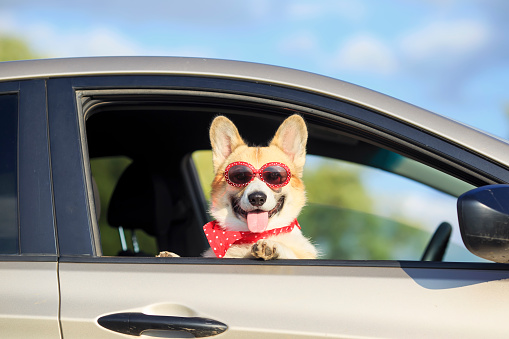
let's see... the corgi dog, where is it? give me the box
[202,114,317,260]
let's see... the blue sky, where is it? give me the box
[1,0,508,139]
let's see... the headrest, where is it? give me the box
[107,162,172,238]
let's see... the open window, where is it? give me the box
[82,89,484,262]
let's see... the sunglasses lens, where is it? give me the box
[262,166,288,186]
[227,165,254,185]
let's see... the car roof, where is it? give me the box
[1,56,508,166]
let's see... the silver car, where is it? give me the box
[2,57,509,338]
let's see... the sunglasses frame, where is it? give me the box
[224,161,292,188]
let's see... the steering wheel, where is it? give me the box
[421,222,452,261]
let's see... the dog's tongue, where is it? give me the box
[247,211,269,233]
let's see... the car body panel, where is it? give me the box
[0,261,60,338]
[58,259,509,339]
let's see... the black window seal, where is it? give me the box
[57,255,509,272]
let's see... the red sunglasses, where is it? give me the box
[224,161,291,188]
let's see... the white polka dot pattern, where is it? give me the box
[203,219,300,258]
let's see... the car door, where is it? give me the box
[0,80,60,338]
[48,74,509,338]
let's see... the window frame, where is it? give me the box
[48,75,509,267]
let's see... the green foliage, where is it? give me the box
[299,205,428,260]
[304,160,372,211]
[0,36,38,62]
[192,150,214,200]
[299,159,428,260]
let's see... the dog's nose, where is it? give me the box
[248,192,267,206]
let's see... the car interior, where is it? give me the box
[83,92,477,261]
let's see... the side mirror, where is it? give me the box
[457,185,509,263]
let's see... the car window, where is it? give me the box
[0,94,18,254]
[193,150,481,262]
[82,90,483,262]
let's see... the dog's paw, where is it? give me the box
[156,251,180,258]
[251,239,280,260]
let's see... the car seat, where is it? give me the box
[107,161,206,256]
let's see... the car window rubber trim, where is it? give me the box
[56,255,509,271]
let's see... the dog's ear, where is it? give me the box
[210,116,246,172]
[270,115,308,172]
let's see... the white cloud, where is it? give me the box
[400,20,491,62]
[0,0,275,28]
[27,25,140,57]
[286,1,366,22]
[1,16,216,58]
[279,31,318,54]
[0,12,17,34]
[287,3,324,20]
[246,0,272,20]
[332,34,398,75]
[394,19,496,101]
[0,13,142,58]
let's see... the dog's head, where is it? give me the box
[209,115,307,232]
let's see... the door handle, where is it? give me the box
[98,312,228,337]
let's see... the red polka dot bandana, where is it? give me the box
[203,219,301,258]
